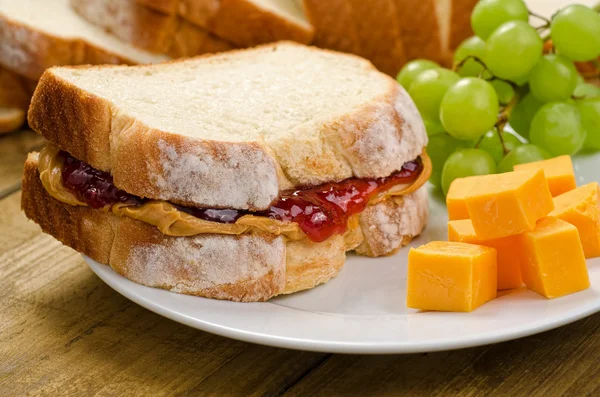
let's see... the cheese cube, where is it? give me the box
[407,241,497,312]
[448,219,523,290]
[514,155,576,197]
[465,169,554,239]
[550,182,600,258]
[446,176,483,220]
[520,217,590,299]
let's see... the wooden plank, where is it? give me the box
[282,314,600,397]
[0,130,45,198]
[0,191,327,396]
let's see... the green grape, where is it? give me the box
[409,68,460,122]
[529,102,587,156]
[428,134,467,188]
[424,119,445,136]
[454,36,489,77]
[508,92,543,139]
[476,130,522,164]
[529,55,578,102]
[551,5,600,62]
[440,77,499,140]
[441,149,496,195]
[498,144,551,172]
[491,79,515,105]
[471,0,529,40]
[396,59,440,90]
[486,21,543,81]
[574,83,600,98]
[576,98,600,150]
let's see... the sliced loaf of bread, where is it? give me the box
[136,0,314,47]
[0,0,167,80]
[70,0,234,57]
[28,42,427,211]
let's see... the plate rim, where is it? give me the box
[85,256,600,354]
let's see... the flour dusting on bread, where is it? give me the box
[356,187,429,256]
[153,139,280,209]
[126,234,286,297]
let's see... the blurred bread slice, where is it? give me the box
[0,107,26,134]
[0,67,34,133]
[449,0,478,50]
[70,0,234,57]
[135,0,314,47]
[303,0,477,74]
[0,0,167,80]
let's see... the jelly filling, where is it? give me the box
[61,152,423,242]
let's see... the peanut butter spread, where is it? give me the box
[38,145,431,240]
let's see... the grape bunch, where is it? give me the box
[396,0,600,195]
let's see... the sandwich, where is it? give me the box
[22,42,431,302]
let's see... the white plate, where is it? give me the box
[85,153,600,354]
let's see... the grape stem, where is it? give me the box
[452,55,487,74]
[528,10,551,25]
[495,93,520,155]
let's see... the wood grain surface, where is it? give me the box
[2,131,600,397]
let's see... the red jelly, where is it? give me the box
[59,152,422,242]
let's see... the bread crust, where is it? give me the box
[136,0,313,47]
[393,0,449,66]
[136,0,179,14]
[303,0,406,76]
[27,43,427,210]
[70,0,234,57]
[450,0,477,50]
[346,0,407,76]
[21,153,428,301]
[0,6,166,80]
[0,67,34,110]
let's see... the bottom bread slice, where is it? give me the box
[21,153,428,301]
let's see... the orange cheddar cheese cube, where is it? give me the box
[465,169,554,240]
[407,241,497,312]
[549,182,600,258]
[446,176,483,220]
[519,217,590,299]
[448,219,523,290]
[514,155,576,197]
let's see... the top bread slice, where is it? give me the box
[70,0,234,58]
[28,42,427,211]
[135,0,314,47]
[0,0,167,80]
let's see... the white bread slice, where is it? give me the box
[28,42,427,211]
[0,107,26,134]
[22,152,429,301]
[70,0,234,58]
[0,0,168,80]
[135,0,314,47]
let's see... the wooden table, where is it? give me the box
[2,130,600,397]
